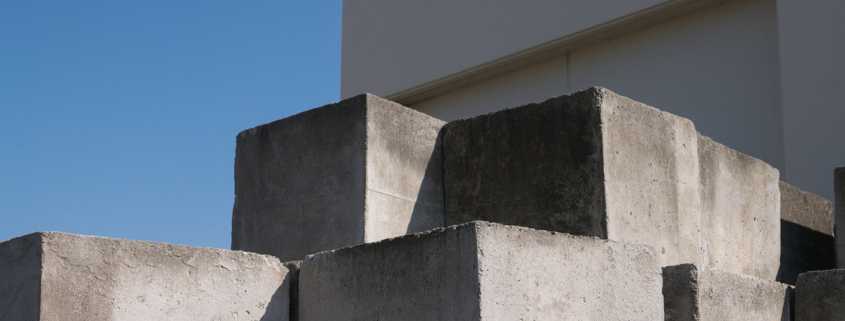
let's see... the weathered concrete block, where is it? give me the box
[300,221,663,321]
[796,269,845,321]
[0,232,289,321]
[233,94,446,261]
[442,87,702,268]
[697,136,781,280]
[779,180,835,284]
[663,264,791,321]
[836,168,845,267]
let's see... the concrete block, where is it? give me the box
[795,269,845,321]
[0,232,289,321]
[300,221,663,321]
[233,94,446,261]
[698,135,780,280]
[779,180,835,284]
[442,87,702,267]
[836,168,845,267]
[663,264,791,321]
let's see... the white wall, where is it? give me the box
[776,0,845,198]
[415,0,784,170]
[413,56,568,120]
[342,0,672,98]
[568,0,783,169]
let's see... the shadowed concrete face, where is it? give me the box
[778,181,835,284]
[442,88,702,269]
[796,269,845,321]
[663,264,791,321]
[443,87,780,279]
[0,232,289,321]
[299,221,663,321]
[232,94,445,261]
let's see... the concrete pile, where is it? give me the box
[1,88,841,320]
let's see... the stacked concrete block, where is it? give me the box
[299,221,663,321]
[795,269,845,321]
[663,264,791,321]
[837,168,845,267]
[442,87,702,268]
[779,181,835,284]
[697,136,781,280]
[442,87,781,279]
[0,232,289,321]
[232,94,446,261]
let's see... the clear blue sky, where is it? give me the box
[0,1,342,248]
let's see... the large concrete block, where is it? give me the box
[0,232,289,321]
[299,221,663,321]
[233,94,446,261]
[795,269,845,321]
[663,264,791,321]
[836,168,845,267]
[698,135,781,280]
[442,87,702,268]
[779,180,835,284]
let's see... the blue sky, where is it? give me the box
[0,1,342,248]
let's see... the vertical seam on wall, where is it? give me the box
[439,128,448,228]
[565,51,572,93]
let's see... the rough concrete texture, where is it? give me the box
[0,234,40,321]
[698,135,781,280]
[233,93,445,261]
[442,87,702,268]
[0,232,289,321]
[663,264,791,321]
[299,221,663,321]
[781,181,834,234]
[779,180,835,284]
[836,168,845,267]
[796,269,845,321]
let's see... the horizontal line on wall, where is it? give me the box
[387,0,732,106]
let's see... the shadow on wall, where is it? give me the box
[407,129,447,234]
[776,220,836,285]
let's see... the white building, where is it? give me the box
[341,0,844,199]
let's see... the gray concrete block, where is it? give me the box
[300,221,663,321]
[698,135,781,280]
[796,269,845,321]
[836,168,845,267]
[663,264,791,321]
[233,94,446,261]
[779,180,835,284]
[782,181,834,235]
[0,232,289,321]
[442,87,702,268]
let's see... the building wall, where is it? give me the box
[415,0,784,169]
[776,0,845,198]
[341,0,673,98]
[342,0,845,198]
